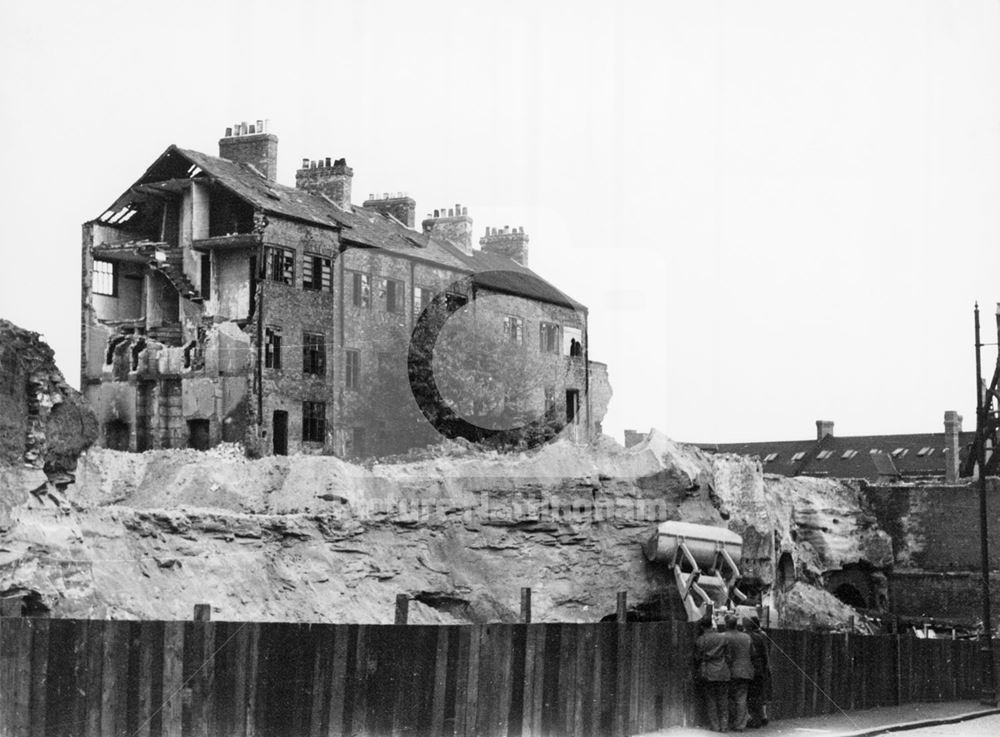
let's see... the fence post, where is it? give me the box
[193,604,211,621]
[616,591,627,623]
[395,594,409,624]
[521,587,531,623]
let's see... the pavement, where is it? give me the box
[636,700,1000,737]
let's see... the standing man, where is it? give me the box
[694,615,731,732]
[746,616,771,728]
[724,614,754,732]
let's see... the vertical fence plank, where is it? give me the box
[325,625,349,737]
[12,617,32,737]
[430,625,451,736]
[160,621,184,737]
[528,624,546,737]
[29,618,49,737]
[452,626,470,737]
[82,619,105,737]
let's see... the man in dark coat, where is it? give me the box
[723,615,754,731]
[746,616,770,727]
[694,615,731,731]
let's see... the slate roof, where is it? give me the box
[92,145,585,312]
[698,431,977,481]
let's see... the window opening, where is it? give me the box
[303,253,332,291]
[539,322,560,353]
[504,315,524,344]
[383,278,404,313]
[349,271,371,307]
[302,401,326,442]
[345,349,360,389]
[264,246,294,285]
[264,327,282,369]
[302,332,326,376]
[93,259,118,296]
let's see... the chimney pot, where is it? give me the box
[325,157,331,167]
[218,119,279,180]
[256,119,264,132]
[448,208,454,217]
[248,124,256,134]
[301,158,309,169]
[816,420,834,440]
[434,209,440,217]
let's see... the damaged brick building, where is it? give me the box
[81,121,610,458]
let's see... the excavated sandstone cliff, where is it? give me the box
[0,322,894,628]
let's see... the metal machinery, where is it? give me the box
[643,521,747,622]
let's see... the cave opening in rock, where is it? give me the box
[833,583,867,609]
[776,552,795,591]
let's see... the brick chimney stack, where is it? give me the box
[944,410,963,482]
[363,193,416,228]
[296,157,353,210]
[422,204,474,254]
[816,420,834,439]
[218,120,277,181]
[480,226,530,266]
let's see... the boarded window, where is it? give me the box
[264,246,294,285]
[302,253,332,291]
[539,322,560,353]
[383,278,404,313]
[302,401,326,442]
[264,327,281,369]
[345,349,360,389]
[349,271,371,308]
[93,259,118,296]
[302,332,326,376]
[503,315,524,345]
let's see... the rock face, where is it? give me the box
[0,426,898,629]
[0,320,98,531]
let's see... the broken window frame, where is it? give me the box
[264,327,282,370]
[348,271,371,308]
[302,401,326,443]
[302,332,326,376]
[539,322,561,354]
[345,349,361,389]
[93,259,119,297]
[263,246,294,285]
[302,252,332,291]
[503,315,524,345]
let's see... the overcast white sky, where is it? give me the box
[1,0,999,444]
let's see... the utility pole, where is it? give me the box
[974,302,996,706]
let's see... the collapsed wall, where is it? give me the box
[0,319,98,532]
